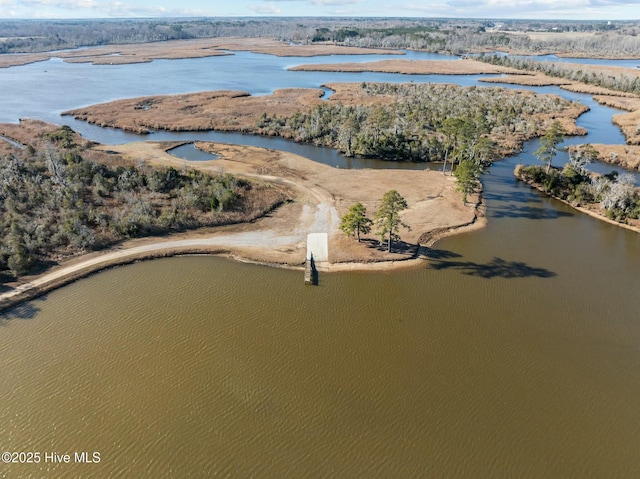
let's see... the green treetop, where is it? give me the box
[374,190,410,252]
[340,202,372,242]
[454,159,481,205]
[535,121,566,174]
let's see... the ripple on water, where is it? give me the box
[1,212,640,478]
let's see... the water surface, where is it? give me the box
[167,142,219,162]
[1,48,640,478]
[1,249,639,477]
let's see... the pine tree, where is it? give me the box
[454,159,481,205]
[374,190,410,252]
[535,121,566,174]
[340,202,372,242]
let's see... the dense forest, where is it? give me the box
[2,18,640,57]
[309,21,640,57]
[255,82,581,164]
[0,126,287,279]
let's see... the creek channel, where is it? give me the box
[1,49,640,478]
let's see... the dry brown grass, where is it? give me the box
[480,74,570,87]
[64,88,326,134]
[560,83,638,97]
[0,53,51,68]
[567,144,640,171]
[0,119,79,145]
[105,140,479,265]
[0,37,402,68]
[289,58,523,75]
[62,82,588,151]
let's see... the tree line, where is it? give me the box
[0,127,285,280]
[256,82,581,206]
[517,137,640,223]
[476,54,640,96]
[4,18,640,57]
[256,82,576,165]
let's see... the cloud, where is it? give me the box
[399,0,614,17]
[262,0,363,4]
[310,0,363,4]
[21,0,98,7]
[106,1,169,16]
[250,3,282,14]
[7,0,209,16]
[447,0,590,9]
[588,0,640,5]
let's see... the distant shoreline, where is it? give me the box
[0,37,403,69]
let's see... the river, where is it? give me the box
[1,48,640,478]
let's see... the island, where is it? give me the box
[2,25,640,309]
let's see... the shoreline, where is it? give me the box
[0,37,403,69]
[0,138,483,314]
[0,208,484,315]
[514,167,640,234]
[2,44,618,313]
[3,37,640,71]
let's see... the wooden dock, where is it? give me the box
[305,254,318,285]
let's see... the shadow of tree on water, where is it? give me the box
[424,248,462,260]
[1,301,42,322]
[490,204,573,220]
[426,250,556,279]
[483,190,540,204]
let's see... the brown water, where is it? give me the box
[2,51,640,478]
[2,186,640,478]
[3,132,640,479]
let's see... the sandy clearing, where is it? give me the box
[118,141,480,264]
[0,140,481,311]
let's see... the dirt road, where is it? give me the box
[1,141,480,311]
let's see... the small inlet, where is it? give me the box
[167,143,219,162]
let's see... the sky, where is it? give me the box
[0,0,637,20]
